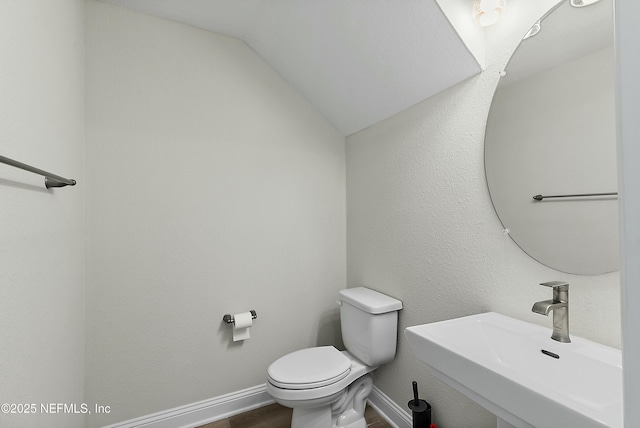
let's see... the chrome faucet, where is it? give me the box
[532,281,571,343]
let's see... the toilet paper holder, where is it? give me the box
[223,310,257,324]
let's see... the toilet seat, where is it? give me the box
[267,346,351,390]
[267,350,375,403]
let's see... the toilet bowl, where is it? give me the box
[266,287,402,428]
[267,348,375,428]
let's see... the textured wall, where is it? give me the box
[0,1,86,427]
[346,1,621,427]
[84,1,345,426]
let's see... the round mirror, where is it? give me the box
[485,0,618,275]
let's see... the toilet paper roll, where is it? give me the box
[232,312,253,342]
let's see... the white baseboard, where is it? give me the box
[102,384,274,428]
[367,386,412,428]
[103,383,411,428]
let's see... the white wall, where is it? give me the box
[346,1,621,427]
[84,1,346,426]
[0,1,86,428]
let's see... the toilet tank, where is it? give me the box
[339,287,403,367]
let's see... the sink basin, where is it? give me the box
[405,312,622,428]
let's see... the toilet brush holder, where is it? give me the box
[408,381,431,427]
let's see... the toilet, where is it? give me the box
[266,287,403,428]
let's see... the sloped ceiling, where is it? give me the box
[97,0,482,136]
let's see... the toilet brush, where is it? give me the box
[408,381,431,427]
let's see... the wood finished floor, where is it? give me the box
[196,403,393,428]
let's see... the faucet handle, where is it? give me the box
[540,281,569,291]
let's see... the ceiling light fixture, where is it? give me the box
[570,0,601,7]
[473,0,506,27]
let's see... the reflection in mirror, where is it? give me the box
[485,0,618,275]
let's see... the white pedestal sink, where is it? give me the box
[405,312,622,428]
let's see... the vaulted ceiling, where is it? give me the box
[97,0,482,135]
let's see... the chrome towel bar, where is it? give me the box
[0,154,76,188]
[533,192,617,201]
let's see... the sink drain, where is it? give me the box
[541,349,560,359]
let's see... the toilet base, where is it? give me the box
[334,409,367,428]
[333,375,372,428]
[291,405,332,428]
[287,375,373,428]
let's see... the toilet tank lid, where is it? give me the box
[339,287,403,314]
